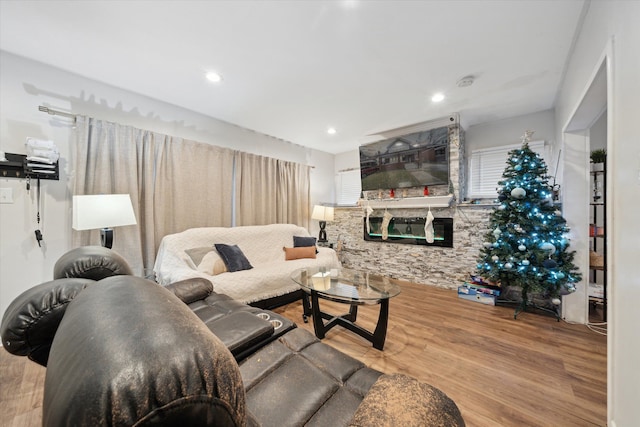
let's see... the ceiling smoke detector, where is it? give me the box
[456,75,474,88]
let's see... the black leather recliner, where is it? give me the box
[1,247,465,426]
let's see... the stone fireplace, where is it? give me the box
[325,123,494,289]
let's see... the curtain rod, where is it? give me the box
[38,105,77,123]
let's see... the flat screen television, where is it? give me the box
[359,126,449,191]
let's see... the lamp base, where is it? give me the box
[318,221,327,243]
[100,228,113,249]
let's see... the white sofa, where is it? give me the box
[153,223,341,304]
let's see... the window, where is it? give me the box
[336,169,361,206]
[468,140,547,198]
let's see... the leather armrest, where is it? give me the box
[166,278,213,304]
[43,276,246,426]
[348,374,465,427]
[53,246,133,280]
[0,278,95,366]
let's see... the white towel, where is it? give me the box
[25,138,59,162]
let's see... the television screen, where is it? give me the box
[359,126,449,191]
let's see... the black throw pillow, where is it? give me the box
[293,236,318,253]
[214,244,253,272]
[293,236,316,247]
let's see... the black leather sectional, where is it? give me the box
[1,246,464,426]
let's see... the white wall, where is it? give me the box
[554,1,640,425]
[0,51,335,321]
[590,110,607,150]
[465,109,556,153]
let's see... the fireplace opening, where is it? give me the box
[364,216,453,247]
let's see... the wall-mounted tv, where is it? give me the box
[359,126,449,191]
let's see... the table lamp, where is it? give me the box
[311,205,334,243]
[72,194,137,248]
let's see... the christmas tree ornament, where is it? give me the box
[491,255,499,261]
[539,242,555,253]
[498,194,507,201]
[504,262,513,269]
[511,187,526,199]
[483,241,492,248]
[498,204,506,210]
[543,258,558,269]
[551,298,561,305]
[522,260,530,266]
[493,242,499,248]
[518,244,526,251]
[556,272,565,279]
[493,227,502,237]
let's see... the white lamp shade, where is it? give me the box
[72,194,137,230]
[311,205,334,222]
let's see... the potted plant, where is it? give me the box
[590,149,606,171]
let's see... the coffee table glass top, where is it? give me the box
[291,267,401,303]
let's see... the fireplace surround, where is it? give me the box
[364,216,453,247]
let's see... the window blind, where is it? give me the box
[468,140,546,198]
[336,169,361,206]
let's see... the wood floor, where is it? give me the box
[0,282,606,427]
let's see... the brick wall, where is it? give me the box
[326,206,492,289]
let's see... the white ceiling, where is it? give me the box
[0,0,586,154]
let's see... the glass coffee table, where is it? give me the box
[291,267,401,350]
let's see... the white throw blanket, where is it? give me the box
[153,224,341,304]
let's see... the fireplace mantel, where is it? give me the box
[361,194,454,209]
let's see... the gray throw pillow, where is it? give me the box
[214,244,253,272]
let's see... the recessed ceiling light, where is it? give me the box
[205,71,223,83]
[327,127,337,135]
[431,93,445,103]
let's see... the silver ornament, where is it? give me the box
[511,187,526,199]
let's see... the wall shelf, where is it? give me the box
[0,152,59,180]
[361,194,454,209]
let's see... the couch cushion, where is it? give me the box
[283,246,316,261]
[215,244,253,272]
[245,354,340,427]
[240,328,384,427]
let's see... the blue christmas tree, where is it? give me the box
[477,131,581,318]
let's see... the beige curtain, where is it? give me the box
[235,152,310,228]
[73,117,235,274]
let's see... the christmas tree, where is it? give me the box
[477,131,581,318]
